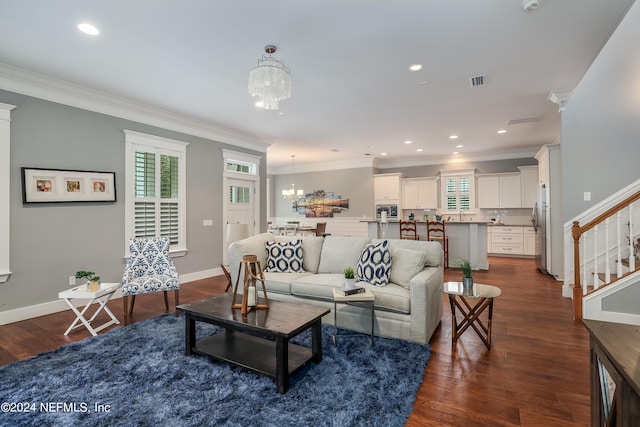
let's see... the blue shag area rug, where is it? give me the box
[0,314,430,426]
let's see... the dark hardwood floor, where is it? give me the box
[0,257,590,426]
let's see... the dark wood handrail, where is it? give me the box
[572,191,640,320]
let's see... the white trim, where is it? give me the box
[266,147,540,175]
[269,157,375,175]
[124,131,188,255]
[0,103,15,284]
[124,129,189,151]
[563,177,640,291]
[0,267,223,325]
[0,63,268,153]
[583,272,640,326]
[223,150,261,263]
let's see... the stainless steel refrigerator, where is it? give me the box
[531,184,549,274]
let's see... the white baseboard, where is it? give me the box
[0,267,223,326]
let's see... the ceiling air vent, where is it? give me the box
[508,115,543,125]
[469,74,486,87]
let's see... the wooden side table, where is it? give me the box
[220,264,232,292]
[442,281,501,349]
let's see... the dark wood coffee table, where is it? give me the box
[178,294,329,393]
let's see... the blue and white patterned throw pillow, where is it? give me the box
[265,240,304,273]
[356,240,391,286]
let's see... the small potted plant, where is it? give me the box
[343,266,356,289]
[76,271,101,292]
[459,259,473,290]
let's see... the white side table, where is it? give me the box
[58,282,121,336]
[332,287,375,346]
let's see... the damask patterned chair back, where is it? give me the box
[121,237,180,324]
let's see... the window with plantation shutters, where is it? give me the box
[125,130,188,256]
[441,170,475,213]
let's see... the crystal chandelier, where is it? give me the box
[248,45,291,110]
[282,155,303,199]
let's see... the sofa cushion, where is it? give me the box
[366,283,411,314]
[263,271,314,294]
[356,240,391,287]
[318,236,371,274]
[265,240,304,272]
[291,273,345,300]
[390,247,427,289]
[274,236,324,273]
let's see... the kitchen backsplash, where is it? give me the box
[401,208,534,226]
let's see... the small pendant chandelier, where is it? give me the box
[282,155,303,199]
[248,45,291,111]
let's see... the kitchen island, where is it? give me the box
[362,220,489,270]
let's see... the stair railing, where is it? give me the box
[571,191,640,320]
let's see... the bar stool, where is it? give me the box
[400,221,418,240]
[232,254,269,315]
[427,221,449,268]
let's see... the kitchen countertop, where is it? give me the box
[360,219,491,224]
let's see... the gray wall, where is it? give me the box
[1,89,265,312]
[379,158,538,178]
[560,2,640,313]
[272,167,374,218]
[270,158,538,218]
[561,1,640,221]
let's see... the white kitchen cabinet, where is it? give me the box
[519,165,539,208]
[523,226,536,256]
[477,173,522,208]
[490,226,524,255]
[374,173,404,203]
[402,177,438,209]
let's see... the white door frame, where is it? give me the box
[222,150,261,263]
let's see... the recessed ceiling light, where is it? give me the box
[416,148,423,152]
[77,23,100,36]
[449,135,458,139]
[456,145,463,148]
[404,140,412,145]
[453,151,459,155]
[409,64,423,72]
[381,152,388,156]
[497,129,507,134]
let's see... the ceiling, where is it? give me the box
[0,0,635,174]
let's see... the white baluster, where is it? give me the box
[593,225,599,290]
[630,204,635,271]
[582,231,588,295]
[605,218,611,284]
[617,211,623,277]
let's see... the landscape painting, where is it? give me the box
[293,190,349,218]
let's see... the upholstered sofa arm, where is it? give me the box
[407,266,444,343]
[228,233,274,287]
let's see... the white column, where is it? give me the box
[0,103,16,283]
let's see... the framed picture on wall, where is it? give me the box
[21,167,116,203]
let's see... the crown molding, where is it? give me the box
[267,156,375,175]
[0,63,268,153]
[548,89,574,112]
[372,145,542,169]
[267,145,542,174]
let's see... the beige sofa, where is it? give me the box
[228,233,444,344]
